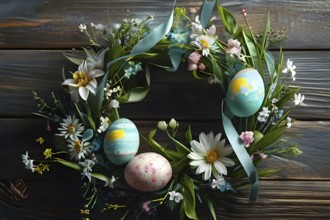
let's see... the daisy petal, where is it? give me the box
[213,160,227,175]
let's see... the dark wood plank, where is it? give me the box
[1,50,329,120]
[0,0,329,49]
[1,179,329,219]
[1,119,329,180]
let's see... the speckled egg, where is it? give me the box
[226,68,265,117]
[124,152,172,192]
[103,118,139,165]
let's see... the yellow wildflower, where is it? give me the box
[36,137,44,144]
[43,148,53,159]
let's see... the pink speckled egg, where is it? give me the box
[124,152,172,192]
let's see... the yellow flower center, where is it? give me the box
[206,149,218,163]
[67,124,75,134]
[200,38,210,49]
[73,71,89,87]
[74,140,82,153]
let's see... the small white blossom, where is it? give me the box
[21,151,36,172]
[190,16,202,39]
[282,59,296,81]
[25,159,35,172]
[225,39,241,58]
[94,23,105,30]
[78,24,87,32]
[206,25,216,37]
[104,175,116,188]
[109,99,120,109]
[257,107,271,123]
[212,176,226,190]
[168,191,183,203]
[97,116,111,133]
[286,117,292,128]
[21,151,30,166]
[293,93,305,106]
[79,159,95,182]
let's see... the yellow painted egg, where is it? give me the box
[226,68,265,117]
[124,152,172,192]
[103,118,139,165]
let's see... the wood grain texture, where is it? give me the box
[0,0,329,219]
[1,50,329,120]
[1,180,329,219]
[0,0,329,49]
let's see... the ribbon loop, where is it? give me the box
[221,100,259,201]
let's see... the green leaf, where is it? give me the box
[276,87,300,109]
[253,130,264,145]
[90,71,108,122]
[265,51,275,79]
[117,65,151,103]
[253,126,286,152]
[206,196,216,220]
[257,168,280,177]
[63,53,84,65]
[211,56,223,84]
[261,11,271,52]
[186,126,193,142]
[182,175,198,220]
[242,31,258,57]
[217,2,237,36]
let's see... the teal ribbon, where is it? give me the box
[221,100,259,201]
[201,0,216,28]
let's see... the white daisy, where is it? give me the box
[67,136,91,161]
[57,115,84,140]
[293,93,305,106]
[62,60,104,101]
[191,35,219,57]
[282,59,296,81]
[168,191,183,203]
[187,132,235,181]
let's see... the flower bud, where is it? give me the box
[157,121,168,131]
[188,51,201,64]
[169,118,178,130]
[188,63,198,71]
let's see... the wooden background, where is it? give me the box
[1,0,330,219]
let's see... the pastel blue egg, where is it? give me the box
[226,68,265,117]
[103,118,139,165]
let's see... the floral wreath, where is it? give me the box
[22,0,304,219]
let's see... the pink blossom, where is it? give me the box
[188,51,201,64]
[142,201,151,213]
[225,39,241,57]
[239,131,254,148]
[188,63,198,71]
[198,63,206,71]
